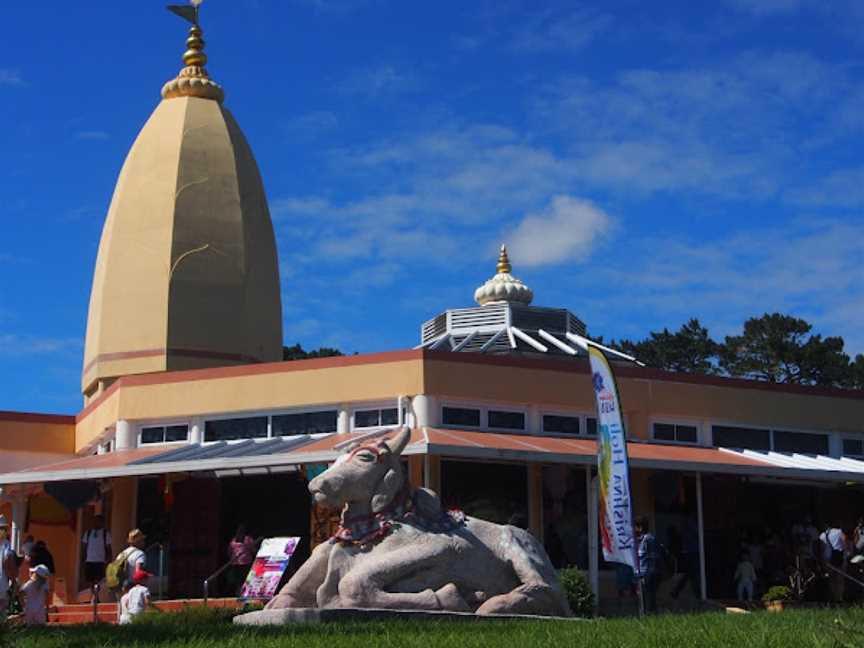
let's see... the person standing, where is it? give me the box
[0,516,17,622]
[819,524,847,605]
[20,564,50,626]
[122,529,147,586]
[225,525,256,596]
[635,516,659,614]
[118,568,152,625]
[734,551,757,604]
[81,515,113,590]
[26,541,55,576]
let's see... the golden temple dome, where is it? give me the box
[82,6,282,398]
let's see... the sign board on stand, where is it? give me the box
[239,537,300,600]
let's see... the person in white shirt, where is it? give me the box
[0,515,18,622]
[81,515,113,590]
[819,524,847,604]
[734,551,757,604]
[20,564,50,626]
[122,528,147,586]
[118,568,152,625]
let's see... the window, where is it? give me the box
[772,430,828,455]
[204,417,267,442]
[442,406,481,427]
[543,415,580,435]
[653,423,698,444]
[712,425,770,451]
[488,410,525,431]
[272,410,337,437]
[586,417,598,436]
[354,408,398,429]
[140,424,189,445]
[843,439,864,458]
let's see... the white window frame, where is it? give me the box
[649,418,702,446]
[137,421,192,447]
[350,400,406,431]
[709,419,835,454]
[197,404,342,443]
[270,406,340,438]
[440,402,483,429]
[838,434,864,459]
[709,420,773,451]
[486,407,528,433]
[439,400,529,434]
[539,409,595,438]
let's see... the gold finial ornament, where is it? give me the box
[162,0,224,103]
[496,244,512,274]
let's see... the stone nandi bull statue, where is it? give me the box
[267,427,571,616]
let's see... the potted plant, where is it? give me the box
[761,585,792,612]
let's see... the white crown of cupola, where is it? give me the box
[473,245,533,307]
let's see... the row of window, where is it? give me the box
[140,406,398,444]
[138,405,864,458]
[441,406,597,436]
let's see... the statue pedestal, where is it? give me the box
[233,607,577,626]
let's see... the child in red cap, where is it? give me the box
[118,567,152,624]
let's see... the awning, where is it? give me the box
[0,430,427,485]
[1,427,861,486]
[719,448,864,482]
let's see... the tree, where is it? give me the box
[282,344,343,361]
[616,318,719,374]
[719,313,853,387]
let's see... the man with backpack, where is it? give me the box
[81,515,113,591]
[106,529,146,598]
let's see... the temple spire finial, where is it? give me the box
[162,1,225,103]
[496,244,512,275]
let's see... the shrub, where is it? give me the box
[558,567,594,617]
[762,585,792,603]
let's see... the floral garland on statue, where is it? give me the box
[332,443,466,546]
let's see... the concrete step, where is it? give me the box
[47,597,244,625]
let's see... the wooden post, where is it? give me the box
[697,472,707,601]
[408,456,423,489]
[527,463,543,539]
[424,455,441,494]
[586,466,599,604]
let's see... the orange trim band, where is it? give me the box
[82,347,263,376]
[0,411,76,425]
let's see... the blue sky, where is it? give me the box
[2,0,863,414]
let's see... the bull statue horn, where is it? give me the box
[384,426,411,456]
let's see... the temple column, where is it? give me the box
[115,419,135,451]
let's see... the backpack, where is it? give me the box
[105,548,131,589]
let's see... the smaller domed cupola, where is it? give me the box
[473,245,534,306]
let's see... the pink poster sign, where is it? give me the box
[239,537,300,600]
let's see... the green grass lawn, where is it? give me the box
[8,607,864,648]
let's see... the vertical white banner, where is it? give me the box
[588,345,637,569]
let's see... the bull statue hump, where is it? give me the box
[266,427,572,617]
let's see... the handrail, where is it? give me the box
[92,582,101,624]
[825,561,864,589]
[143,541,166,600]
[203,559,234,606]
[203,536,263,605]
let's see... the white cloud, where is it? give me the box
[562,219,864,355]
[786,166,864,208]
[281,111,338,136]
[0,69,22,86]
[725,0,806,14]
[531,52,847,198]
[0,334,81,356]
[507,196,612,267]
[511,6,612,52]
[337,64,418,98]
